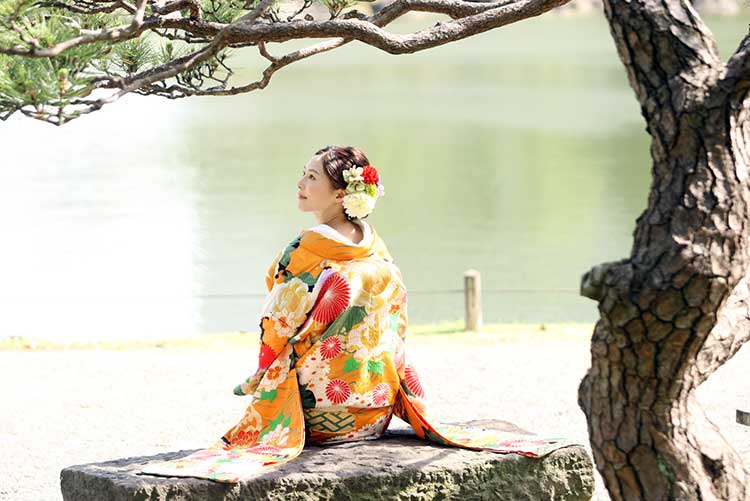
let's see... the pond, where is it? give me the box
[1,11,747,340]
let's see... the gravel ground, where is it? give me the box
[1,336,748,501]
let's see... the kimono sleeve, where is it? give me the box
[390,266,409,343]
[392,283,429,418]
[390,278,409,377]
[395,286,408,342]
[233,248,314,396]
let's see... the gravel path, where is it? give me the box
[1,336,748,501]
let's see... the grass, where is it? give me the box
[0,321,595,351]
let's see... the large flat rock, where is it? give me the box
[61,419,594,500]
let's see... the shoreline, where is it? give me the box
[0,321,596,351]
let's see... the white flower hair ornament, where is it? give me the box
[341,164,385,219]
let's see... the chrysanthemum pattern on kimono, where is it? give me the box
[139,221,578,483]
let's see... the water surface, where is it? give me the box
[2,12,747,340]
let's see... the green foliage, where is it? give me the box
[318,0,359,18]
[0,41,112,116]
[0,0,33,17]
[110,37,156,74]
[201,0,248,23]
[0,0,120,119]
[156,40,188,66]
[199,0,291,24]
[0,0,370,122]
[0,0,240,121]
[0,0,115,49]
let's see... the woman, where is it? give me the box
[140,146,573,483]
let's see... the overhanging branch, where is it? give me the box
[224,0,567,54]
[124,0,565,99]
[0,0,570,124]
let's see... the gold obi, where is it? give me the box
[303,406,395,445]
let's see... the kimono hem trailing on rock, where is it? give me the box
[139,220,576,483]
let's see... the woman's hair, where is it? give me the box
[314,145,372,221]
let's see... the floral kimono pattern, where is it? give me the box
[139,221,576,483]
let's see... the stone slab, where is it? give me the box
[61,419,594,501]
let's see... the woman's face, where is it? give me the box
[297,154,343,213]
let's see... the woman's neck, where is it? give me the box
[315,212,362,244]
[316,209,346,227]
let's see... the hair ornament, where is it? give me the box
[341,164,384,219]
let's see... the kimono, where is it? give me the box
[139,220,575,483]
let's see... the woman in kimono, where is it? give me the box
[140,146,573,483]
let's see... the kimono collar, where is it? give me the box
[300,219,378,260]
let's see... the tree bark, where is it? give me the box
[578,0,750,499]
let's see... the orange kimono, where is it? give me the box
[140,220,574,483]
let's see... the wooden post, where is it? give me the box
[464,269,482,331]
[738,408,750,426]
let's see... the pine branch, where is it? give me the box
[0,0,569,125]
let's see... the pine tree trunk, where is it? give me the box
[578,0,750,498]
